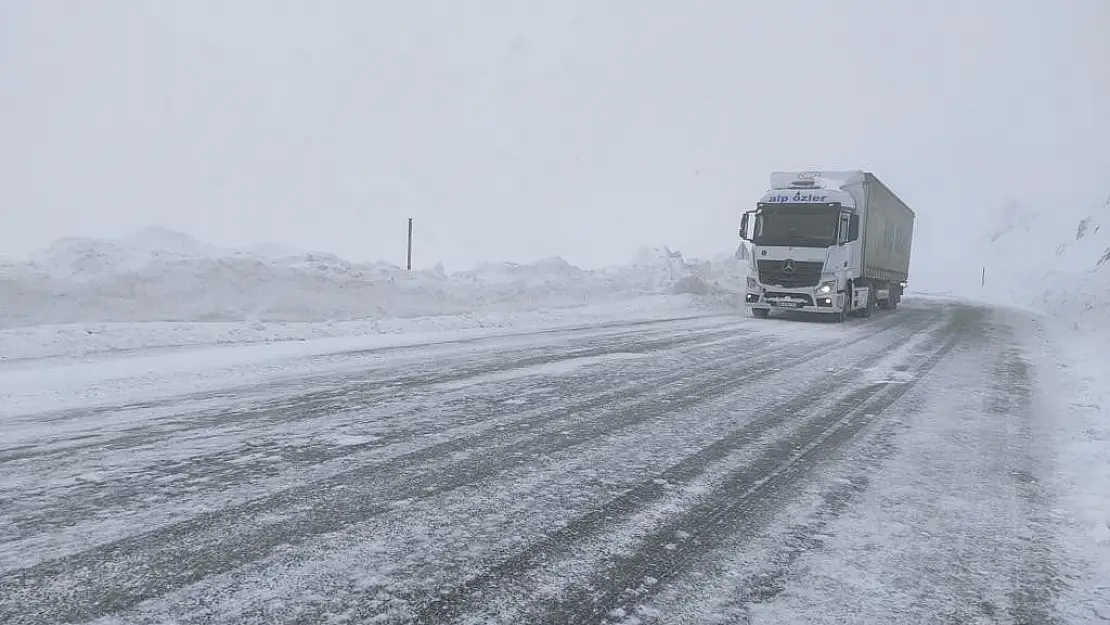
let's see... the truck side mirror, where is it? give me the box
[848,215,860,242]
[739,213,750,241]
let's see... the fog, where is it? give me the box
[4,0,1108,288]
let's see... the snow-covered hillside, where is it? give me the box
[981,195,1110,324]
[982,186,1110,329]
[1035,204,1110,322]
[0,227,749,358]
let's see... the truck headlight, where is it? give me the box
[747,277,759,289]
[816,280,837,294]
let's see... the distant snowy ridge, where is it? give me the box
[0,227,748,331]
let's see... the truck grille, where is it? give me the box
[757,259,824,288]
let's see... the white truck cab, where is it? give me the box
[739,171,914,322]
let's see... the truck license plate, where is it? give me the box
[772,301,803,308]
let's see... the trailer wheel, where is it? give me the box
[876,282,895,310]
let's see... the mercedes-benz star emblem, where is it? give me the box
[782,260,796,274]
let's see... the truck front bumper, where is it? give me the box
[746,288,844,313]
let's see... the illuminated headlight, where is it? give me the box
[816,280,837,294]
[747,276,759,289]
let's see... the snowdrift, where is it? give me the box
[0,228,747,330]
[0,228,749,358]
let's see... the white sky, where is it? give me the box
[3,0,1108,275]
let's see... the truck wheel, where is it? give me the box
[862,288,875,318]
[877,283,893,310]
[752,308,770,319]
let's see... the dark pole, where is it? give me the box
[407,218,414,270]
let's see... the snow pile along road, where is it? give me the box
[0,227,748,360]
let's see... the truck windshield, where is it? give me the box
[753,204,839,247]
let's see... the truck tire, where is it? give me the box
[877,282,895,310]
[861,287,875,318]
[752,308,770,319]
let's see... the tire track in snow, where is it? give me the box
[0,319,750,463]
[1,326,759,570]
[0,333,819,622]
[103,308,947,625]
[989,339,1066,625]
[638,305,989,624]
[590,305,1067,625]
[0,310,931,624]
[0,328,754,528]
[0,320,755,543]
[0,314,719,369]
[490,310,971,625]
[403,308,956,624]
[0,324,760,560]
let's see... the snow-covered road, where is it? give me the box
[0,299,1086,624]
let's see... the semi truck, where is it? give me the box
[739,170,915,321]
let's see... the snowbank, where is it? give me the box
[0,228,747,359]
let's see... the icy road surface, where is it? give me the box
[0,299,1084,624]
